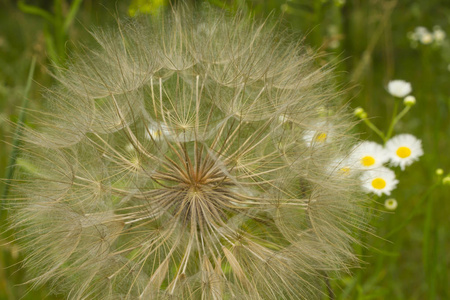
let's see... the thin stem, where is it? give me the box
[385,99,399,141]
[362,117,386,142]
[385,182,440,238]
[325,276,335,300]
[423,181,437,299]
[1,57,36,207]
[392,106,411,127]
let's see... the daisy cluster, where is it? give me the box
[303,124,423,199]
[350,80,424,207]
[407,26,446,48]
[328,135,423,197]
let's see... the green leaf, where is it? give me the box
[2,57,36,205]
[17,0,55,25]
[63,0,83,32]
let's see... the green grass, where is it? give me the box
[0,0,449,299]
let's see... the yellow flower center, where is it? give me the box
[315,132,327,142]
[339,166,351,175]
[361,156,375,167]
[396,146,411,158]
[371,178,386,190]
[148,129,162,139]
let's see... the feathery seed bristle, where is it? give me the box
[7,5,368,300]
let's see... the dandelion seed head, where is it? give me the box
[7,5,368,300]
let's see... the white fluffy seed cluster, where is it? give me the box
[9,6,367,300]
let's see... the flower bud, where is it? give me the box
[354,107,367,119]
[436,168,444,176]
[403,95,416,107]
[443,176,450,185]
[384,198,398,211]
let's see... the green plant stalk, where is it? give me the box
[54,0,66,62]
[385,104,411,142]
[18,0,83,65]
[385,99,399,141]
[18,0,55,24]
[362,117,386,142]
[385,182,440,238]
[63,0,83,31]
[423,184,437,299]
[1,57,36,207]
[393,105,411,123]
[362,99,412,144]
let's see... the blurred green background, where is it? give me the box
[0,0,449,299]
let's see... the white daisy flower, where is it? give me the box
[415,26,429,36]
[144,123,173,141]
[328,156,360,177]
[387,80,412,98]
[384,198,398,210]
[385,134,424,171]
[433,26,446,42]
[352,141,389,169]
[361,167,399,196]
[420,32,434,45]
[278,114,289,123]
[303,122,334,147]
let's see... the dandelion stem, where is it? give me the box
[1,57,36,207]
[325,276,335,300]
